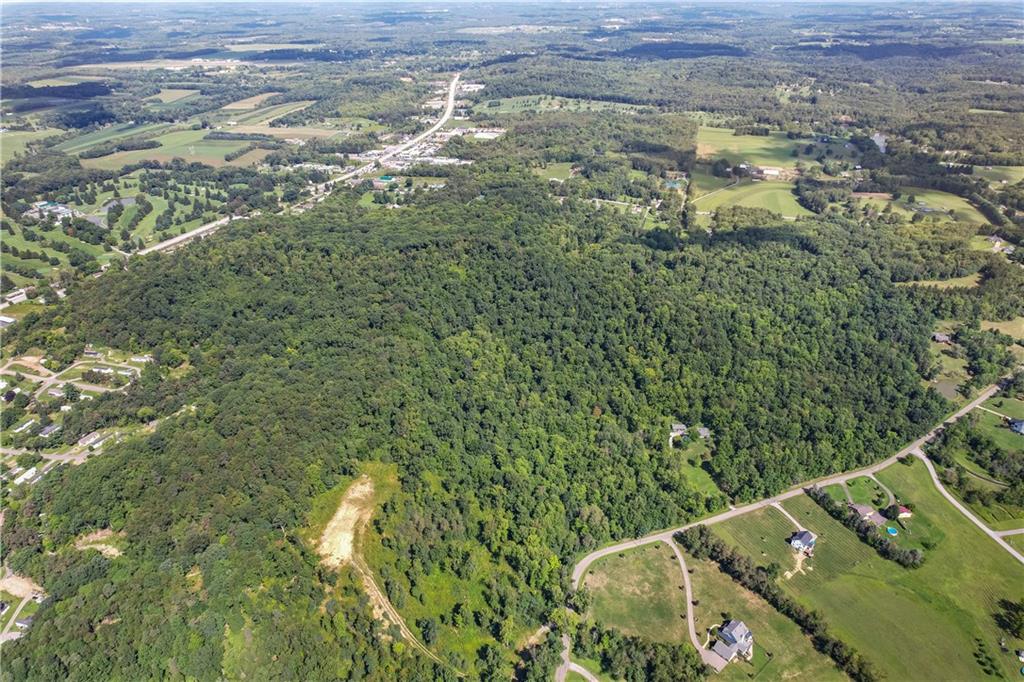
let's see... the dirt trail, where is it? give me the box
[317,476,454,672]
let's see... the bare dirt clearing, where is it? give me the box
[317,475,374,567]
[75,529,124,557]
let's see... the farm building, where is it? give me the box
[713,620,754,662]
[789,529,817,553]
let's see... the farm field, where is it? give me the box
[225,100,314,124]
[583,543,688,644]
[146,88,199,104]
[0,128,63,163]
[473,95,643,115]
[684,551,846,682]
[692,180,811,218]
[221,92,282,110]
[765,462,1024,681]
[54,122,171,155]
[695,126,799,167]
[25,75,104,87]
[80,129,257,169]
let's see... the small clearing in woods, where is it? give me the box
[0,573,43,598]
[318,475,375,567]
[75,529,123,557]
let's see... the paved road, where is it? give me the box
[558,379,1014,679]
[995,527,1024,537]
[136,74,461,252]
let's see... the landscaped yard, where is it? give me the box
[766,461,1024,681]
[683,551,845,682]
[695,127,800,168]
[843,476,888,508]
[584,543,688,644]
[713,506,800,573]
[692,180,811,218]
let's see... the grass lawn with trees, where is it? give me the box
[692,180,812,218]
[684,551,846,682]
[844,476,888,508]
[770,461,1024,681]
[583,543,688,644]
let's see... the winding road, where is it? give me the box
[556,378,1022,680]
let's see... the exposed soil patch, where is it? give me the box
[75,529,124,557]
[317,475,375,568]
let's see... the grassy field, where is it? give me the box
[764,461,1024,681]
[684,551,846,682]
[532,162,575,181]
[984,396,1024,420]
[473,95,642,115]
[900,272,982,289]
[843,476,888,507]
[688,166,733,198]
[981,316,1024,340]
[226,100,314,125]
[222,92,282,110]
[146,88,199,104]
[692,180,811,218]
[974,409,1024,453]
[927,340,969,402]
[54,122,170,154]
[676,439,722,498]
[903,187,989,224]
[80,129,255,169]
[713,506,800,573]
[973,165,1024,186]
[695,127,799,167]
[0,128,63,163]
[584,543,688,644]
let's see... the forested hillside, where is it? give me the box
[2,160,959,678]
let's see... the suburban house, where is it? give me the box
[789,529,817,554]
[713,620,754,663]
[14,615,34,630]
[1011,419,1024,436]
[849,502,886,526]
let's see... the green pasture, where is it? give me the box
[532,162,574,181]
[688,167,733,198]
[692,180,811,218]
[80,129,254,170]
[695,126,799,167]
[146,88,199,104]
[973,165,1024,186]
[584,543,688,644]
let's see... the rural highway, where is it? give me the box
[137,73,461,253]
[557,378,1020,680]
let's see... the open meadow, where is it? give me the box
[695,126,799,167]
[692,180,811,218]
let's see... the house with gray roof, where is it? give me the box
[1011,419,1024,436]
[714,620,754,662]
[789,529,817,553]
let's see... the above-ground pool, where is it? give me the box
[886,527,898,536]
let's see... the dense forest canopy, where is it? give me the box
[4,161,964,677]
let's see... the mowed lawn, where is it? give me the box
[767,461,1024,681]
[982,316,1024,341]
[80,129,256,169]
[688,166,733,198]
[973,165,1024,186]
[684,552,845,682]
[531,162,574,181]
[713,506,800,572]
[583,543,688,644]
[693,180,811,218]
[984,396,1024,421]
[696,126,799,167]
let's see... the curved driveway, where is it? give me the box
[559,378,1020,679]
